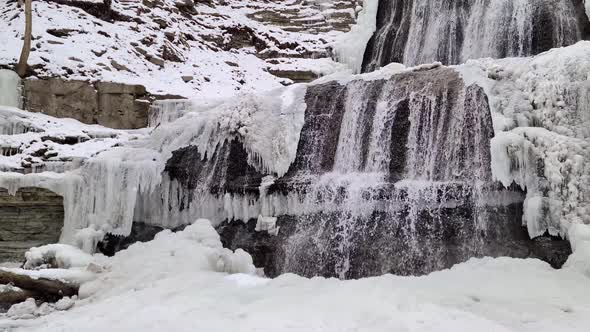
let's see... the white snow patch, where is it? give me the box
[2,233,590,331]
[24,244,94,270]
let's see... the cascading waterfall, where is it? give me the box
[132,66,555,278]
[361,0,590,71]
[1,0,583,279]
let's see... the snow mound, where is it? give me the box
[24,244,94,270]
[5,243,590,330]
[6,296,77,320]
[564,223,590,277]
[78,219,255,300]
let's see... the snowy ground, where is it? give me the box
[1,219,589,331]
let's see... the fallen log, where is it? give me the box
[0,271,78,304]
[0,289,41,310]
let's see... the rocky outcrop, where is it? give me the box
[24,79,151,129]
[0,188,63,263]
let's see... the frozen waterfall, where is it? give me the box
[0,70,22,109]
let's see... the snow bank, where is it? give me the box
[0,69,21,108]
[6,297,76,320]
[78,219,255,300]
[564,223,590,277]
[24,244,94,270]
[332,0,379,73]
[4,232,590,331]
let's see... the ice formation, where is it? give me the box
[148,84,307,177]
[0,69,21,108]
[332,0,379,73]
[24,244,94,270]
[457,41,590,238]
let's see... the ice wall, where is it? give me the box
[332,0,380,73]
[0,70,22,109]
[361,0,590,71]
[458,41,590,239]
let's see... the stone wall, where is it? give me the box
[23,79,151,129]
[0,187,64,263]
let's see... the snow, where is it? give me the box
[0,267,96,285]
[1,218,590,331]
[0,105,139,172]
[333,0,379,73]
[5,296,77,320]
[24,244,95,270]
[6,299,38,320]
[564,223,590,277]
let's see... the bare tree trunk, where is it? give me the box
[16,0,32,78]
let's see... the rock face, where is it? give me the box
[0,188,63,263]
[23,79,151,129]
[362,0,590,71]
[139,66,571,278]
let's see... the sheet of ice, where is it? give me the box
[332,0,379,73]
[0,69,21,108]
[2,219,589,331]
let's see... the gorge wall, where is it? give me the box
[0,187,63,263]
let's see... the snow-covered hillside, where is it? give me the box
[0,0,360,97]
